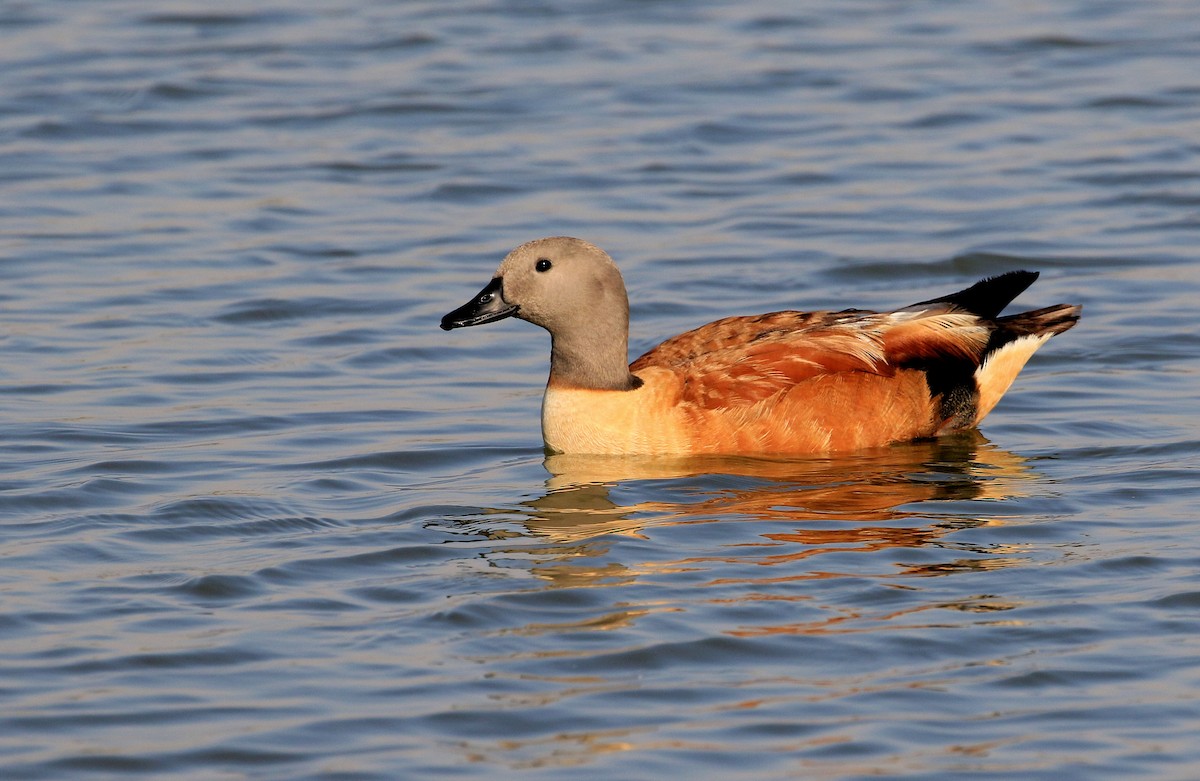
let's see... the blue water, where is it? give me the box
[3,2,1199,779]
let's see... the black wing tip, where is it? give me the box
[913,269,1042,320]
[983,269,1038,286]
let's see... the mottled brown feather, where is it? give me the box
[630,307,995,414]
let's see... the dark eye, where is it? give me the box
[535,258,552,272]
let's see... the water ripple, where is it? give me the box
[2,1,1198,779]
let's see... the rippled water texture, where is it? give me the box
[3,2,1199,779]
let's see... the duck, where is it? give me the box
[440,237,1080,455]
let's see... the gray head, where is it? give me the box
[441,237,640,390]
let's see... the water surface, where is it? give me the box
[2,2,1199,779]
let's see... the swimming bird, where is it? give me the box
[440,237,1079,455]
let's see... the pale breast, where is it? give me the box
[541,368,689,455]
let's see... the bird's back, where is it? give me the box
[614,272,1080,453]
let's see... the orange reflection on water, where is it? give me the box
[529,431,1032,537]
[469,433,1041,642]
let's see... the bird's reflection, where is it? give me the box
[462,432,1041,638]
[457,431,1044,596]
[456,431,1046,601]
[524,431,1030,541]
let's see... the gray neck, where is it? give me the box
[549,327,640,390]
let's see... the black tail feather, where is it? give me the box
[995,303,1081,338]
[982,303,1081,361]
[906,274,1079,431]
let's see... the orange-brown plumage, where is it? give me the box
[442,237,1080,455]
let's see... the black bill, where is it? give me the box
[440,277,518,330]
